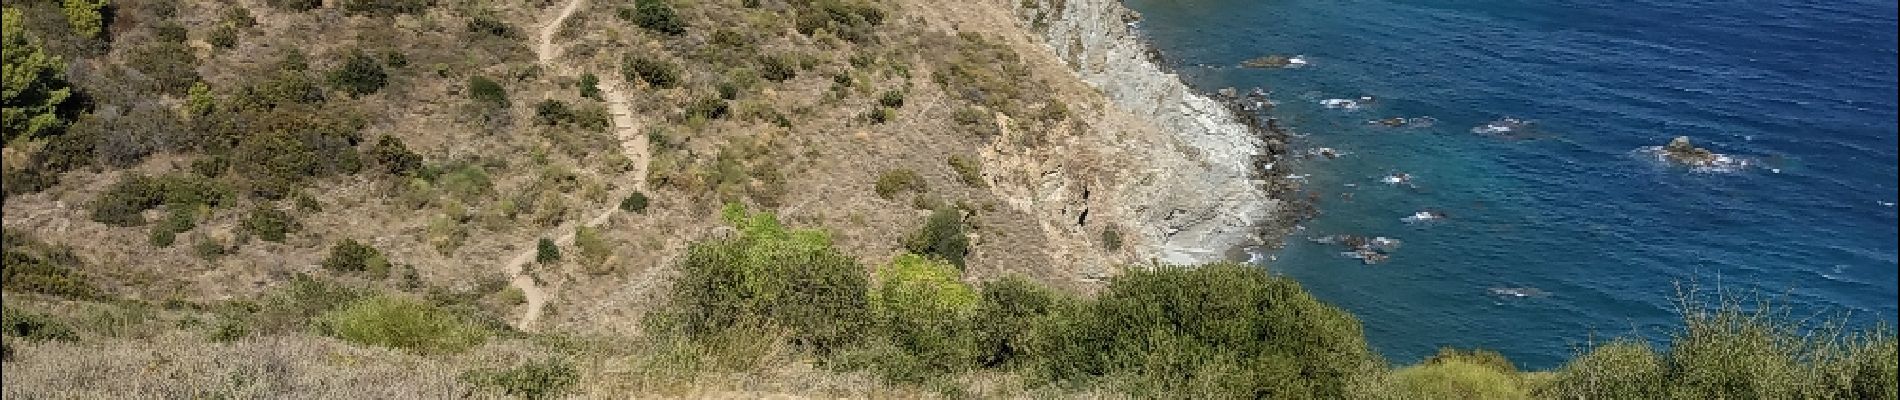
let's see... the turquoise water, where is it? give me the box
[1122,0,1899,368]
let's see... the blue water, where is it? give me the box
[1122,0,1899,369]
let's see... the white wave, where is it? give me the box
[1471,117,1532,136]
[1319,98,1362,110]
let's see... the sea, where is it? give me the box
[1121,0,1900,369]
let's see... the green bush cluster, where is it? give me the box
[1535,302,1899,400]
[873,168,925,200]
[328,50,389,97]
[368,135,423,176]
[619,191,650,213]
[620,0,685,35]
[903,207,969,268]
[622,55,680,89]
[242,204,298,243]
[946,155,983,187]
[2,308,78,342]
[322,239,391,277]
[467,75,509,107]
[340,0,432,17]
[533,99,609,130]
[757,54,798,82]
[88,174,233,227]
[317,294,489,354]
[686,97,729,120]
[661,205,870,352]
[61,0,109,39]
[578,73,601,99]
[463,358,580,400]
[792,0,885,43]
[2,229,98,298]
[536,238,561,264]
[467,13,518,39]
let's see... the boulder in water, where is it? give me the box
[1662,136,1720,167]
[1242,55,1293,68]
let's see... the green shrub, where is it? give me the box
[863,107,894,124]
[128,41,201,95]
[88,174,232,227]
[318,294,488,354]
[1385,357,1530,400]
[619,0,685,35]
[266,0,323,11]
[468,75,509,107]
[873,169,925,199]
[578,73,601,99]
[187,82,217,116]
[575,226,610,267]
[971,276,1066,368]
[1,230,98,298]
[62,0,109,39]
[758,54,798,82]
[340,0,431,16]
[686,97,729,120]
[322,239,391,277]
[208,24,239,48]
[328,50,388,97]
[1,308,78,342]
[368,135,423,176]
[148,207,195,247]
[1100,227,1123,251]
[792,0,885,43]
[621,55,680,88]
[242,204,298,242]
[903,207,969,268]
[1043,263,1379,398]
[3,8,76,142]
[225,275,363,335]
[467,13,518,38]
[620,191,650,213]
[464,358,580,400]
[863,253,981,381]
[533,99,575,126]
[878,90,906,108]
[536,238,560,264]
[1538,295,1899,400]
[665,205,870,352]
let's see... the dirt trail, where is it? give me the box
[503,0,651,331]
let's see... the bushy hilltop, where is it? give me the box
[3,0,1897,398]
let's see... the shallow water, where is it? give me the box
[1123,0,1899,368]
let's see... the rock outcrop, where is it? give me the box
[1009,0,1285,265]
[1661,136,1720,167]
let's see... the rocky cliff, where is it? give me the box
[1011,0,1284,265]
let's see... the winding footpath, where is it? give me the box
[502,0,651,331]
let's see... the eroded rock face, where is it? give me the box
[1662,136,1720,166]
[1014,0,1282,265]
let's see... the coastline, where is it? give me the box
[1007,0,1302,265]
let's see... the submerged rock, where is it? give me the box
[1242,54,1307,69]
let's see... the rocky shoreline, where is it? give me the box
[1009,0,1301,265]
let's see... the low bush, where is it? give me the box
[620,191,650,213]
[664,205,871,353]
[317,294,489,354]
[463,358,580,400]
[686,97,729,120]
[536,238,560,264]
[879,90,906,108]
[88,174,233,227]
[578,73,601,99]
[467,13,518,38]
[902,207,969,268]
[873,169,925,200]
[368,135,423,176]
[1,230,98,298]
[242,204,298,243]
[322,239,392,277]
[575,226,610,267]
[1,308,78,342]
[863,254,981,381]
[620,0,685,35]
[622,55,680,88]
[468,75,509,107]
[340,0,432,17]
[758,54,798,82]
[328,50,388,97]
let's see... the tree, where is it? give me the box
[3,8,75,143]
[62,0,110,39]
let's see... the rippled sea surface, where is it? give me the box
[1122,0,1898,368]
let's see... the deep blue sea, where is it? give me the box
[1122,0,1899,369]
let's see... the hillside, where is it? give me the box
[4,0,1894,398]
